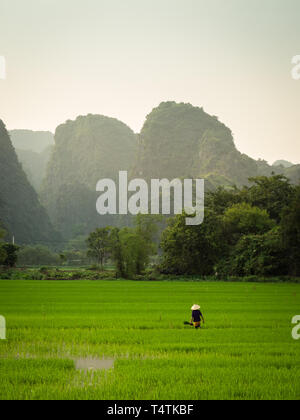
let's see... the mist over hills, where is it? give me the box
[10,130,54,153]
[15,146,53,191]
[272,160,294,169]
[0,121,59,244]
[9,130,54,192]
[283,164,300,185]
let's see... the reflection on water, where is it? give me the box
[74,357,115,371]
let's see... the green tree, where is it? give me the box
[241,175,293,222]
[59,254,67,266]
[134,214,160,274]
[281,185,300,276]
[160,211,223,275]
[0,244,19,267]
[108,215,160,278]
[0,225,8,265]
[0,246,7,265]
[223,203,275,245]
[17,245,60,266]
[109,227,125,278]
[206,186,242,215]
[0,224,6,241]
[118,228,143,278]
[86,227,112,270]
[217,228,288,277]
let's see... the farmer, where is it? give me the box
[191,304,204,329]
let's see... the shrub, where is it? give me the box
[0,244,19,267]
[18,245,60,267]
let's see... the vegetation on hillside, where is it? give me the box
[1,104,299,278]
[134,102,299,187]
[41,114,138,239]
[16,146,53,191]
[9,130,54,192]
[0,120,59,245]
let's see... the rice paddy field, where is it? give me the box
[0,279,299,400]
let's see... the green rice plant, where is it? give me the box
[0,280,299,400]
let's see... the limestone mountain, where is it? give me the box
[284,164,300,185]
[16,146,53,191]
[9,130,54,192]
[41,114,138,239]
[0,120,59,244]
[133,102,297,187]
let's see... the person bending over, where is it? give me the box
[190,304,205,329]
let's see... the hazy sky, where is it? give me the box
[0,0,299,164]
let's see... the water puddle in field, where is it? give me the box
[74,357,115,372]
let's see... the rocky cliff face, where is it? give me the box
[41,114,138,239]
[0,120,59,244]
[133,102,289,188]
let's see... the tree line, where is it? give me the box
[1,175,299,279]
[86,214,160,278]
[85,175,300,279]
[160,175,300,277]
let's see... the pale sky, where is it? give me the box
[0,0,299,164]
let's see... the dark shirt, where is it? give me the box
[192,310,202,322]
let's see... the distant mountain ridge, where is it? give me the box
[16,146,53,191]
[9,130,54,153]
[9,130,54,192]
[2,103,299,244]
[272,160,294,168]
